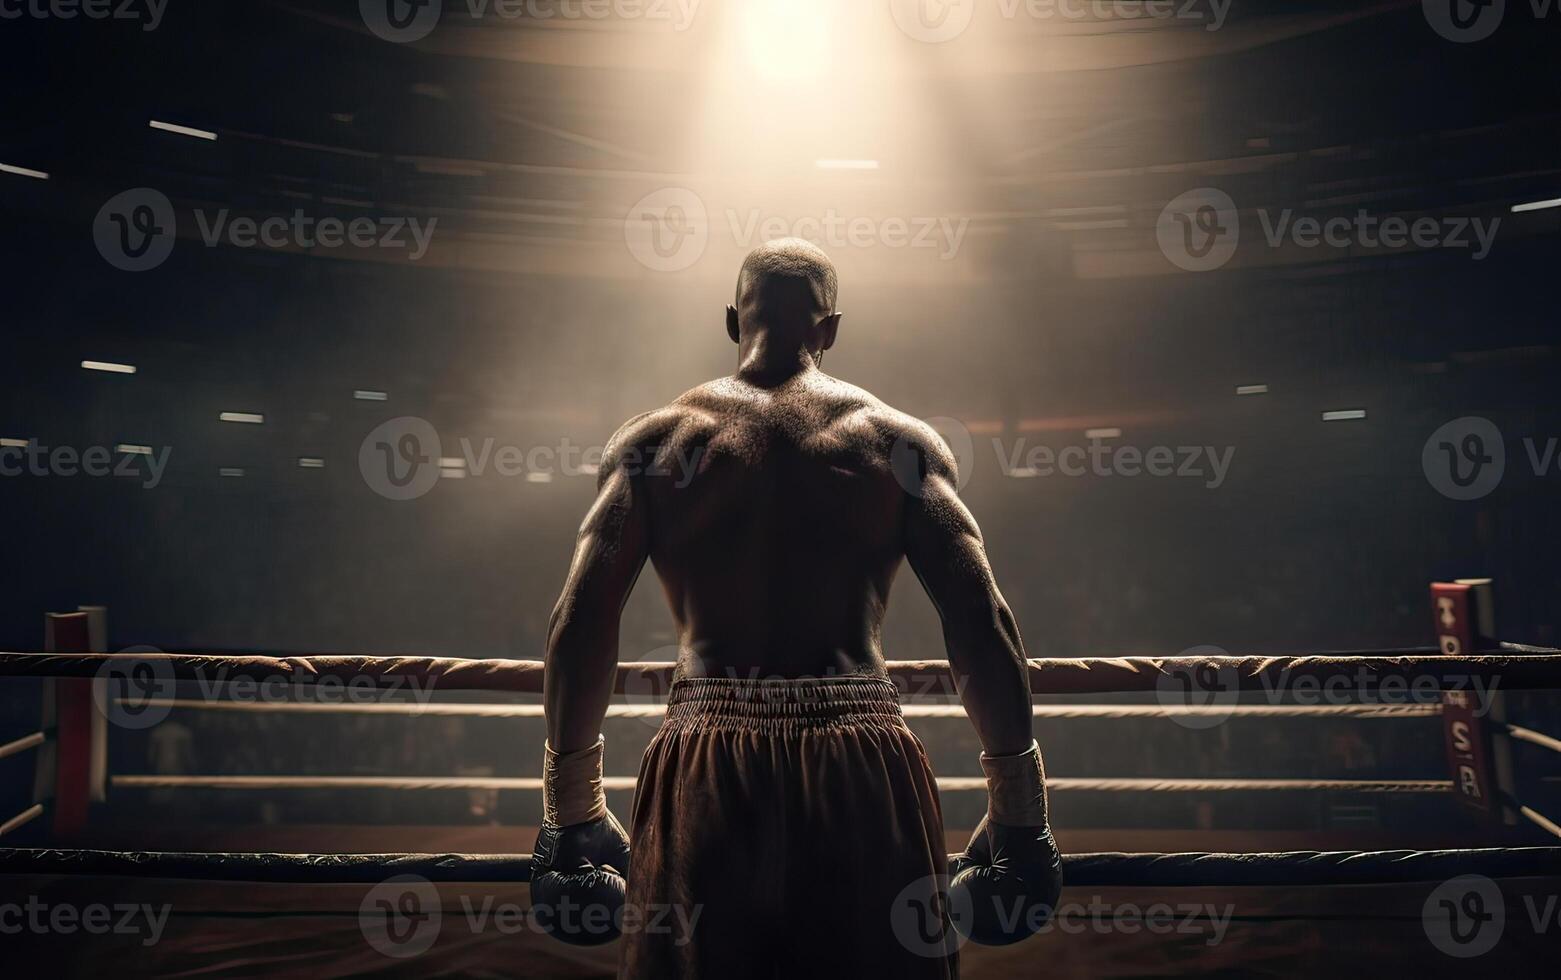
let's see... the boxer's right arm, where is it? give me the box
[544,418,652,753]
[533,419,653,946]
[900,427,1033,757]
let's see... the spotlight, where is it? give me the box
[739,0,833,82]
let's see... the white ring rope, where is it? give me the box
[113,698,1444,720]
[1506,723,1561,756]
[0,731,46,761]
[109,774,1454,794]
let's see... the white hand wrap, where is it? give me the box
[542,737,608,826]
[979,739,1049,827]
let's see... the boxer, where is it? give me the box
[535,238,1061,977]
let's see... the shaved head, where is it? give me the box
[734,238,839,326]
[726,238,843,378]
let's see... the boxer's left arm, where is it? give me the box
[544,419,652,752]
[900,417,1063,945]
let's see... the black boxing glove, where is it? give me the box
[530,737,631,946]
[948,740,1064,946]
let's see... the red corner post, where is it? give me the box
[1432,579,1515,826]
[45,611,94,840]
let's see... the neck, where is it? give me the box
[736,332,818,387]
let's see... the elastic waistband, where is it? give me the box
[663,676,904,733]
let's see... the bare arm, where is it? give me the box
[902,428,1033,757]
[544,423,652,753]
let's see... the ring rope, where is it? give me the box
[1495,642,1561,654]
[107,774,1455,794]
[0,804,45,838]
[5,649,1558,695]
[0,731,46,761]
[1505,722,1561,756]
[3,845,1558,887]
[1520,806,1561,841]
[112,698,1446,720]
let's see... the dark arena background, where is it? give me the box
[3,1,1561,976]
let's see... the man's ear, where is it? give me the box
[726,305,740,344]
[819,312,842,351]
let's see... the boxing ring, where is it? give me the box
[3,600,1561,975]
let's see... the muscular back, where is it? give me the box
[544,240,1031,753]
[619,373,924,679]
[546,365,1028,751]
